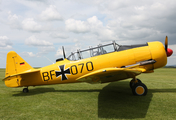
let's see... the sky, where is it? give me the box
[0,0,176,68]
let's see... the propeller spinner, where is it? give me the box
[165,36,173,57]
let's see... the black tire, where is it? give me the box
[132,82,148,96]
[23,88,29,93]
[137,79,142,83]
[130,81,134,89]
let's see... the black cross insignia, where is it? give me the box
[55,65,70,81]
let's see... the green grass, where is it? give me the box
[0,68,176,120]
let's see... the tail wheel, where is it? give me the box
[23,88,29,93]
[132,82,148,96]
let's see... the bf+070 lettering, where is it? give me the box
[42,61,94,81]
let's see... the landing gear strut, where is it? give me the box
[23,87,29,93]
[130,78,148,96]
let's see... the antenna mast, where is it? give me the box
[62,46,66,59]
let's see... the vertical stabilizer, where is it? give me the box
[5,51,33,77]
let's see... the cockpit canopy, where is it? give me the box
[67,41,119,61]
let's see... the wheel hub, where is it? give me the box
[135,86,145,95]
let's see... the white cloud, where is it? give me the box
[1,0,176,67]
[25,35,53,46]
[25,36,55,57]
[40,5,63,21]
[55,48,63,58]
[0,36,13,49]
[21,46,56,58]
[8,11,21,29]
[151,2,166,10]
[87,16,103,27]
[38,46,55,53]
[65,16,116,41]
[50,32,69,39]
[21,51,36,57]
[22,18,42,32]
[87,16,116,41]
[65,18,90,33]
[135,6,145,11]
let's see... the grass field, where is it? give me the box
[0,68,176,120]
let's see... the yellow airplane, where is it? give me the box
[3,36,173,96]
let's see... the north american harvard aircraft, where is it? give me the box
[3,36,173,96]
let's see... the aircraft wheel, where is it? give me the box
[23,88,29,93]
[132,82,148,96]
[130,78,142,89]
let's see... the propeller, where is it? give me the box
[164,36,173,57]
[165,36,168,52]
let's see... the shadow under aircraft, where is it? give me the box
[12,80,176,119]
[98,81,176,119]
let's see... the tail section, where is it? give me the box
[5,51,33,77]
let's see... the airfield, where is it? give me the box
[0,68,176,120]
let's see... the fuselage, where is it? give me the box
[14,41,167,87]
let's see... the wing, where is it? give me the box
[76,67,143,84]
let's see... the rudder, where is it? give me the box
[5,51,33,77]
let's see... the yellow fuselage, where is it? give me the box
[4,41,167,88]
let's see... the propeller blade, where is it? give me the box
[165,36,168,52]
[164,36,173,57]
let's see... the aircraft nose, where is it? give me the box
[166,48,173,57]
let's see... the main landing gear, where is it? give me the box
[130,78,148,96]
[23,87,29,93]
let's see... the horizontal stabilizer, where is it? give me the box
[3,69,40,81]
